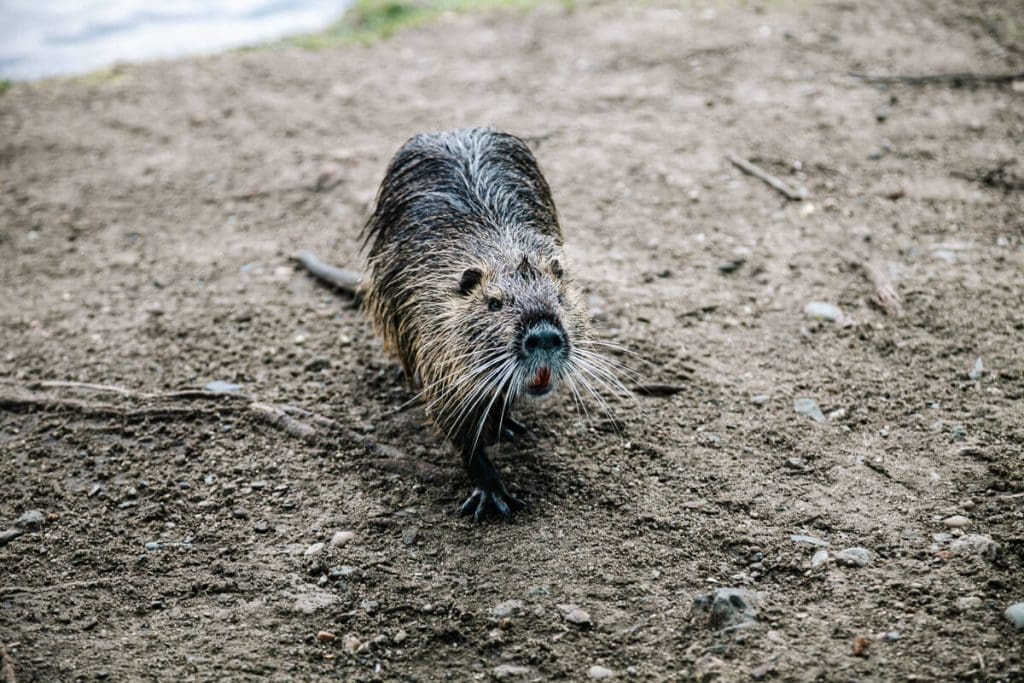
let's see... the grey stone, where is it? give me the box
[810,550,829,568]
[401,527,418,545]
[949,534,997,557]
[956,596,983,611]
[144,541,161,551]
[557,604,592,626]
[943,515,970,529]
[692,587,765,630]
[1005,603,1024,629]
[793,398,826,423]
[204,380,242,394]
[835,547,873,567]
[588,665,616,679]
[491,599,523,619]
[15,510,45,530]
[330,530,356,547]
[492,664,532,679]
[303,542,325,557]
[804,301,843,322]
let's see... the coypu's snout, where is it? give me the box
[521,320,568,397]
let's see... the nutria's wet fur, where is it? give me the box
[362,128,621,520]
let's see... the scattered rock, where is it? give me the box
[810,550,829,568]
[968,357,984,380]
[292,590,339,615]
[692,587,765,630]
[557,604,592,627]
[943,515,970,529]
[204,380,241,394]
[751,661,776,679]
[401,527,418,545]
[330,530,356,547]
[804,301,842,322]
[305,357,332,372]
[341,633,362,653]
[15,509,46,530]
[491,600,523,619]
[492,664,532,679]
[956,596,983,611]
[588,665,615,679]
[793,398,826,423]
[393,629,408,643]
[304,542,325,557]
[835,547,873,567]
[254,520,272,534]
[144,541,161,551]
[751,394,769,405]
[1005,603,1024,630]
[784,457,807,470]
[790,534,829,547]
[949,534,997,557]
[0,528,25,547]
[316,630,335,642]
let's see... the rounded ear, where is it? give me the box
[550,260,564,279]
[458,268,483,294]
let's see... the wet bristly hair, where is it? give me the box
[361,128,628,455]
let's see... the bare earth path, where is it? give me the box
[2,1,1023,680]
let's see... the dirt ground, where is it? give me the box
[2,0,1024,680]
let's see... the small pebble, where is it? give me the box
[588,665,616,679]
[393,629,408,643]
[492,664,532,679]
[15,510,46,530]
[304,542,325,557]
[810,550,829,568]
[401,527,418,545]
[144,541,161,551]
[956,596,983,611]
[204,380,241,394]
[1005,603,1024,630]
[793,398,826,423]
[341,633,361,653]
[968,357,984,380]
[835,547,873,567]
[751,394,769,405]
[943,515,970,529]
[491,600,523,619]
[254,520,272,534]
[330,530,356,547]
[557,604,592,626]
[316,630,335,642]
[949,534,997,556]
[804,301,843,322]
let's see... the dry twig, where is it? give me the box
[854,260,903,317]
[849,70,1024,86]
[726,153,806,201]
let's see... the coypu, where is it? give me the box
[300,128,626,521]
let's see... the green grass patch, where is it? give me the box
[281,0,556,49]
[0,80,11,96]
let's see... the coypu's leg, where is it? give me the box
[458,446,526,522]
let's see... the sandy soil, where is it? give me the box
[2,1,1024,680]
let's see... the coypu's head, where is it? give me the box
[450,251,588,403]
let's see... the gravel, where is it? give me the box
[692,587,765,630]
[588,665,616,679]
[557,604,592,626]
[15,509,45,530]
[835,547,873,567]
[793,398,826,423]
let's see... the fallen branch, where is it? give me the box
[632,383,687,397]
[294,250,362,298]
[850,70,1024,86]
[726,153,806,201]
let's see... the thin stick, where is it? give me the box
[632,383,687,397]
[849,70,1024,86]
[726,153,806,201]
[294,250,362,298]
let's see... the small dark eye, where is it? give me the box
[487,297,503,312]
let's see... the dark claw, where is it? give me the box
[458,486,526,522]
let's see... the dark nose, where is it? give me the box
[524,326,564,354]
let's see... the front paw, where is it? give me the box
[458,486,527,522]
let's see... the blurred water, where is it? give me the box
[0,0,353,80]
